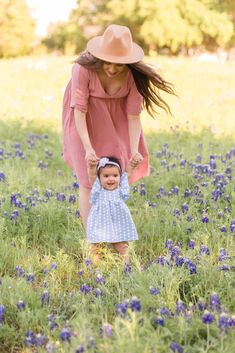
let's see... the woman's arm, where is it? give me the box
[128,114,144,168]
[74,108,99,163]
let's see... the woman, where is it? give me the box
[62,24,174,227]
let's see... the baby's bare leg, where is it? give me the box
[112,242,129,262]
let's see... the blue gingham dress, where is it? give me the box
[87,172,138,243]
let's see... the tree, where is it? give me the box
[0,0,36,58]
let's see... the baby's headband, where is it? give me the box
[97,157,120,171]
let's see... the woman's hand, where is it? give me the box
[85,148,99,168]
[129,152,143,168]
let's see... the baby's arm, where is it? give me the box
[87,161,98,186]
[126,161,135,183]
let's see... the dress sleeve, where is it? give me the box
[119,172,130,201]
[126,74,143,115]
[70,64,89,113]
[90,177,101,204]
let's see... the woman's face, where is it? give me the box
[99,166,121,190]
[102,62,127,78]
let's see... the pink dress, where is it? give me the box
[62,63,149,188]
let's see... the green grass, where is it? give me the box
[0,56,235,352]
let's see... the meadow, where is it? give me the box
[0,55,235,353]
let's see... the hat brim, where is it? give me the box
[87,36,144,64]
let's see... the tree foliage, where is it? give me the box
[0,0,35,58]
[58,0,233,54]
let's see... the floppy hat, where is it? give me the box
[86,24,144,64]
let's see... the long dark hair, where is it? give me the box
[75,51,175,117]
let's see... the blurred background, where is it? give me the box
[0,0,235,135]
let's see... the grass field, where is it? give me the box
[0,56,235,353]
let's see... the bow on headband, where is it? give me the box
[97,157,120,171]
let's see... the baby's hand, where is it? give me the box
[129,152,143,168]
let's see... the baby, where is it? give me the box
[87,156,138,261]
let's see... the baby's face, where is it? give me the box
[99,166,121,190]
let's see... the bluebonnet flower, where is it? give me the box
[25,330,36,346]
[47,314,58,330]
[218,313,230,333]
[80,284,92,294]
[181,203,189,213]
[184,188,192,197]
[0,304,5,324]
[171,246,180,259]
[77,269,84,276]
[219,248,228,262]
[188,239,195,249]
[170,341,183,352]
[17,300,25,311]
[11,209,19,220]
[140,187,146,196]
[165,239,174,250]
[84,258,92,266]
[220,264,230,271]
[171,186,179,195]
[41,290,50,307]
[15,265,25,277]
[0,171,5,182]
[173,209,180,217]
[201,215,209,223]
[175,256,185,267]
[46,342,57,353]
[73,181,79,189]
[176,300,185,315]
[56,193,66,202]
[75,344,85,353]
[229,315,235,327]
[157,256,168,266]
[100,323,112,338]
[60,327,72,342]
[198,298,207,312]
[199,245,210,255]
[26,273,35,284]
[153,315,164,327]
[34,333,47,346]
[149,286,160,295]
[75,209,81,218]
[220,225,227,233]
[202,310,215,324]
[124,262,132,274]
[69,194,76,203]
[130,297,141,312]
[210,292,220,312]
[50,263,57,270]
[115,301,129,316]
[94,288,103,298]
[96,273,105,285]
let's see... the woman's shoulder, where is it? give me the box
[72,62,91,78]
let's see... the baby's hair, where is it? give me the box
[97,156,122,178]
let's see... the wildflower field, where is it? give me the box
[0,56,235,353]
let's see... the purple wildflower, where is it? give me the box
[130,297,142,312]
[0,171,5,182]
[60,327,72,342]
[170,341,183,353]
[165,239,174,250]
[0,304,5,324]
[210,292,220,312]
[80,284,92,294]
[218,313,230,333]
[199,245,210,255]
[17,300,25,311]
[149,286,160,295]
[115,301,129,316]
[25,330,36,346]
[41,290,50,307]
[100,323,112,338]
[84,258,92,266]
[188,239,195,249]
[26,273,35,284]
[153,315,164,327]
[176,300,185,315]
[198,298,207,312]
[201,215,209,223]
[158,307,173,317]
[75,344,85,353]
[202,310,215,324]
[50,263,57,270]
[96,273,105,285]
[15,265,25,277]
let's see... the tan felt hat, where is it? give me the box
[86,24,144,64]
